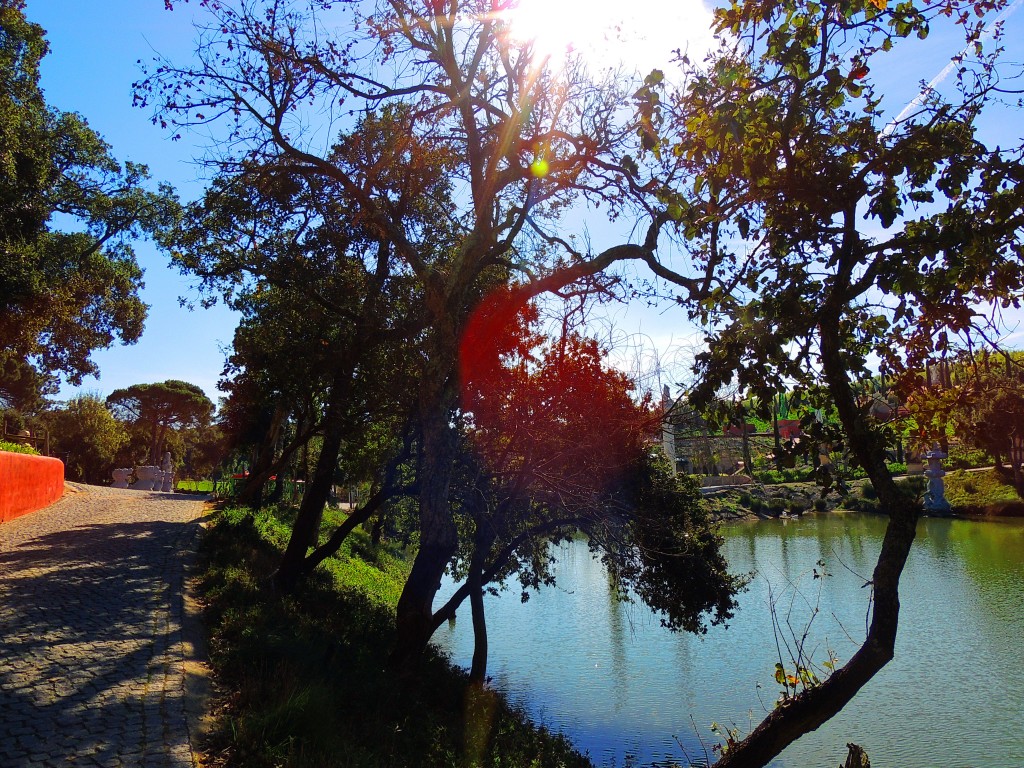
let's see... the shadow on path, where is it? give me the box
[0,503,204,768]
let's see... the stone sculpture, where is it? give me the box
[135,465,161,491]
[160,452,174,492]
[111,468,131,488]
[923,444,951,513]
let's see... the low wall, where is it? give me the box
[0,451,65,523]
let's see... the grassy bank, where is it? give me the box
[944,468,1024,516]
[703,467,1024,520]
[196,505,590,768]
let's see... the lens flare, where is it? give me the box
[500,0,716,75]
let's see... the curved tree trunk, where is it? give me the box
[714,312,919,768]
[275,366,354,592]
[392,359,460,667]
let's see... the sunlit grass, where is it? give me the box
[944,468,1023,513]
[176,478,214,492]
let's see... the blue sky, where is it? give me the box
[28,0,1024,407]
[32,0,238,405]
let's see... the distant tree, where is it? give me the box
[106,380,214,465]
[953,357,1024,489]
[178,422,225,479]
[0,2,179,388]
[967,383,1024,489]
[44,394,128,484]
[0,355,52,415]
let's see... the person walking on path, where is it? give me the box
[0,484,209,768]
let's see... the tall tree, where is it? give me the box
[632,0,1024,763]
[164,105,443,578]
[106,380,214,465]
[143,0,681,661]
[0,1,178,387]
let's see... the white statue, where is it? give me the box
[160,452,174,492]
[135,465,161,491]
[111,468,131,488]
[923,444,951,513]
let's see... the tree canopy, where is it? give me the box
[106,379,214,465]
[0,1,178,393]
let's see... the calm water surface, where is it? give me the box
[433,514,1024,767]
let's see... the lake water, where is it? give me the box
[433,513,1024,767]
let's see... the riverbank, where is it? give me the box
[194,505,591,768]
[702,467,1024,522]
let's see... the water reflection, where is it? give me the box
[433,514,1024,767]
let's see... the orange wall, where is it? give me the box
[0,451,64,523]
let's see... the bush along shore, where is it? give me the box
[702,467,1024,521]
[195,505,591,768]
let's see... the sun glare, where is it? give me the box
[501,0,717,75]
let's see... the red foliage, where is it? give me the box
[459,290,657,507]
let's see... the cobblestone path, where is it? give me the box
[0,485,209,767]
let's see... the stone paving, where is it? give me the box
[0,485,210,767]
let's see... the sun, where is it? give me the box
[499,0,717,75]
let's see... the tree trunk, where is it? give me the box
[713,315,918,768]
[268,474,284,504]
[238,403,289,509]
[275,367,354,592]
[392,364,459,667]
[149,420,167,466]
[468,517,496,685]
[370,511,385,546]
[468,562,488,685]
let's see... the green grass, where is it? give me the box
[177,478,214,492]
[944,468,1024,514]
[197,504,590,768]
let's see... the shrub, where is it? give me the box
[787,500,808,515]
[896,475,928,503]
[738,492,752,506]
[768,498,788,515]
[0,440,39,455]
[861,482,877,500]
[947,444,991,470]
[887,462,907,475]
[813,498,828,512]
